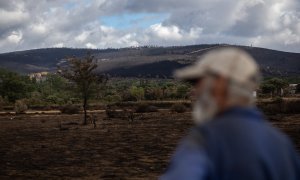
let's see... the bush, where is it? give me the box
[28,91,43,106]
[146,105,159,112]
[104,95,122,103]
[46,95,65,105]
[43,106,53,111]
[60,104,80,114]
[14,99,28,114]
[273,96,283,104]
[130,86,145,101]
[69,98,81,104]
[135,103,158,113]
[171,103,187,113]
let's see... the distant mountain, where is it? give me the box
[0,44,299,78]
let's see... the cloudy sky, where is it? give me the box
[1,0,300,53]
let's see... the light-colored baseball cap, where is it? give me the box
[174,48,260,87]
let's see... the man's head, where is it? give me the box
[174,48,261,124]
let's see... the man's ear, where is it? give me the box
[214,76,227,95]
[213,76,229,110]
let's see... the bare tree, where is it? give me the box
[58,53,106,125]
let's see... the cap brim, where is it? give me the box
[173,65,204,81]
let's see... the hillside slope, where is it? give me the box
[0,44,299,77]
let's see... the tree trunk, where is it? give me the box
[83,96,87,125]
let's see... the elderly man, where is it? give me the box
[161,48,300,180]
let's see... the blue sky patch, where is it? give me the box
[101,12,169,29]
[63,2,77,10]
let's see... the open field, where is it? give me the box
[0,111,299,179]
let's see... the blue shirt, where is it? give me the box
[161,107,300,180]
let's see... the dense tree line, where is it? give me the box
[0,71,191,107]
[0,66,299,108]
[0,69,75,106]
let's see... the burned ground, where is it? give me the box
[0,111,299,179]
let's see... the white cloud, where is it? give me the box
[75,31,90,42]
[0,0,299,53]
[0,2,29,30]
[120,34,140,46]
[143,24,203,46]
[53,43,64,48]
[149,23,182,40]
[30,23,47,34]
[7,31,22,44]
[86,42,97,49]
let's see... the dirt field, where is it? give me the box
[0,111,299,179]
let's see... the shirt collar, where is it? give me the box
[218,106,264,121]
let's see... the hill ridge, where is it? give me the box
[0,44,299,77]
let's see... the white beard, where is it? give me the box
[192,91,218,125]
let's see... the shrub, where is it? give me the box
[104,95,122,103]
[130,86,145,101]
[43,106,53,111]
[69,98,81,104]
[14,99,28,114]
[171,103,187,113]
[46,95,65,105]
[146,105,158,112]
[135,103,158,113]
[60,104,80,114]
[273,96,283,104]
[28,91,43,106]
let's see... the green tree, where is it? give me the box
[260,82,276,94]
[145,87,163,100]
[0,69,35,102]
[45,74,67,92]
[262,78,288,96]
[176,85,189,99]
[58,53,106,125]
[130,86,145,101]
